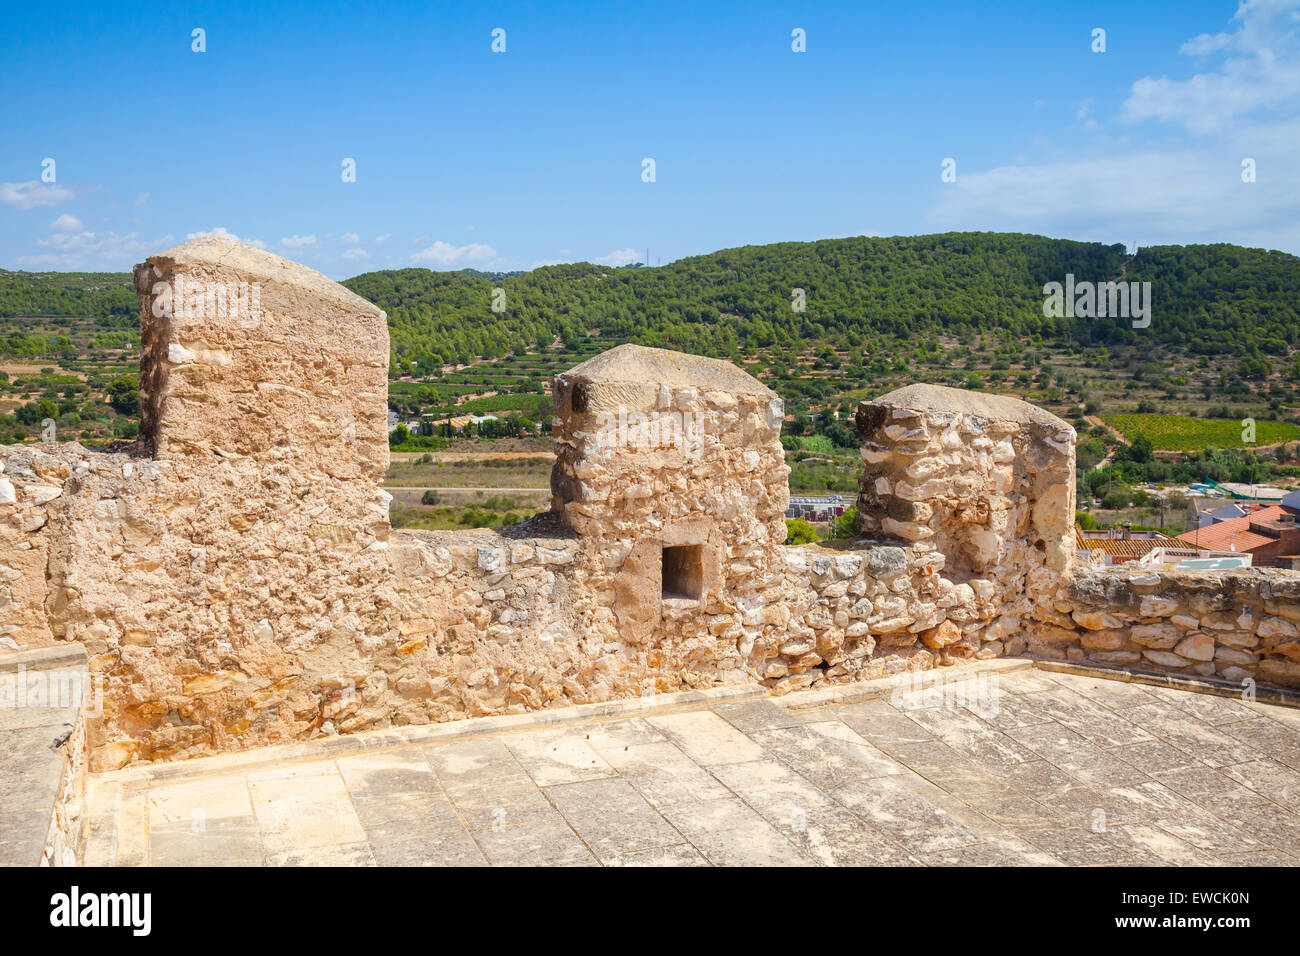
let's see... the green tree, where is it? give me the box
[106,375,139,415]
[784,518,819,545]
[1101,490,1131,510]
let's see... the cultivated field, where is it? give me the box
[1103,413,1300,451]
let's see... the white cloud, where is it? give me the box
[50,213,83,233]
[341,232,360,244]
[341,247,370,260]
[1121,0,1300,133]
[16,230,175,269]
[926,6,1300,254]
[374,233,391,244]
[0,181,76,209]
[280,234,317,249]
[134,192,151,209]
[593,248,641,266]
[411,240,497,266]
[1181,31,1234,57]
[187,226,266,248]
[926,120,1300,252]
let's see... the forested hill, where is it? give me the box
[2,234,1297,369]
[0,269,136,319]
[342,234,1300,368]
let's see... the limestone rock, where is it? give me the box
[1174,634,1215,662]
[920,620,962,649]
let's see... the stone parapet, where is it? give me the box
[0,239,1296,772]
[1023,565,1300,687]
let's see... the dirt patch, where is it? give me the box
[0,363,87,380]
[389,450,553,463]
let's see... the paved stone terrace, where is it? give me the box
[0,648,85,867]
[82,664,1300,866]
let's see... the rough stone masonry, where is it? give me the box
[0,237,1296,771]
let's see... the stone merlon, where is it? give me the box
[134,236,389,479]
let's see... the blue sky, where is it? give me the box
[2,0,1297,277]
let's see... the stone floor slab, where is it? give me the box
[150,815,263,867]
[604,843,710,867]
[824,773,985,855]
[658,796,815,867]
[714,699,807,735]
[543,777,683,862]
[249,765,367,856]
[75,666,1300,867]
[0,809,54,867]
[646,711,766,766]
[1221,758,1300,810]
[709,758,916,866]
[1024,826,1139,866]
[503,730,616,787]
[265,841,378,866]
[597,741,732,808]
[473,818,597,866]
[147,774,253,828]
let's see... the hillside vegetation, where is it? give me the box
[2,234,1299,521]
[340,234,1300,370]
[0,269,137,320]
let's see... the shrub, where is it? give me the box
[784,518,820,545]
[1101,490,1131,510]
[797,435,835,454]
[828,506,859,539]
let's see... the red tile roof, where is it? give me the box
[1176,504,1291,553]
[1075,529,1184,558]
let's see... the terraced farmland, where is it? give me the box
[1103,413,1300,451]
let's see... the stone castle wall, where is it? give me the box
[1,239,397,768]
[0,237,1296,772]
[1022,567,1300,686]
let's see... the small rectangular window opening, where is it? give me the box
[662,544,703,601]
